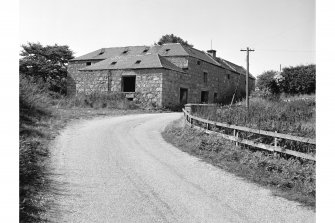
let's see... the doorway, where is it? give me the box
[179,88,188,105]
[201,91,209,103]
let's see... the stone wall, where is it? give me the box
[109,69,163,107]
[67,60,102,95]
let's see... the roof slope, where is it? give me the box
[80,54,185,73]
[72,43,253,78]
[71,43,220,67]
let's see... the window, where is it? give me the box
[122,50,128,54]
[227,74,230,80]
[182,67,188,71]
[214,92,218,103]
[165,49,170,52]
[143,48,149,53]
[135,60,141,64]
[197,61,201,65]
[111,61,117,65]
[86,62,91,66]
[203,72,208,84]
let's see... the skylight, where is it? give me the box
[111,61,117,65]
[98,48,105,55]
[135,60,141,64]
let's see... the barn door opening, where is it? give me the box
[122,76,136,92]
[180,88,188,105]
[201,91,209,103]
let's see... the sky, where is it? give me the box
[19,0,315,76]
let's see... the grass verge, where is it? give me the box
[162,118,315,209]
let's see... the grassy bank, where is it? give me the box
[193,96,315,138]
[19,76,157,222]
[162,119,316,208]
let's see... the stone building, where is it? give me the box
[67,43,255,108]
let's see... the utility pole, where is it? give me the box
[240,47,255,111]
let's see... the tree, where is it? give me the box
[278,64,315,95]
[155,34,193,47]
[19,42,74,94]
[256,70,280,94]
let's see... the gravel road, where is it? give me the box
[48,112,315,223]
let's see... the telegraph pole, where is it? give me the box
[240,47,255,111]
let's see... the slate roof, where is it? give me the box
[221,59,255,79]
[72,43,254,78]
[71,43,221,67]
[80,54,185,73]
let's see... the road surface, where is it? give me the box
[48,113,315,223]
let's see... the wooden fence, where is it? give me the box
[182,108,316,161]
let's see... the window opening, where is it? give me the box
[197,61,201,65]
[135,60,141,64]
[111,61,117,65]
[143,48,149,53]
[203,72,208,84]
[122,76,136,92]
[86,62,91,66]
[165,49,170,52]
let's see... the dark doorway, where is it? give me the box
[180,88,188,105]
[122,76,136,92]
[214,92,218,103]
[201,91,209,103]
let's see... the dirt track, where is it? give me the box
[48,113,315,223]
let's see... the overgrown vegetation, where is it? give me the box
[193,96,315,138]
[162,119,316,207]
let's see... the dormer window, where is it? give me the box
[135,60,141,64]
[111,61,117,65]
[86,62,91,66]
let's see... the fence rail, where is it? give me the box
[182,108,316,161]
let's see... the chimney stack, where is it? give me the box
[207,49,216,58]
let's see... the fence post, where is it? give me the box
[234,129,239,146]
[274,131,278,154]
